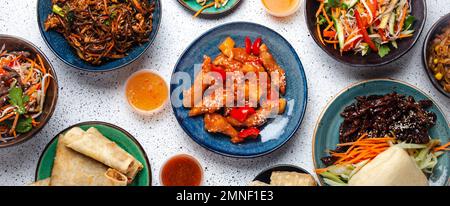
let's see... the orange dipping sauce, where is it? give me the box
[262,0,300,17]
[160,154,203,186]
[125,70,168,113]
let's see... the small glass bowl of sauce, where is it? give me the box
[125,70,169,115]
[160,154,203,186]
[261,0,301,17]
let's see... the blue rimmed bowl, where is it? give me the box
[170,22,308,158]
[313,79,449,186]
[37,0,161,72]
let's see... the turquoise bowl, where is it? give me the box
[313,79,449,186]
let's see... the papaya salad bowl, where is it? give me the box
[0,35,58,148]
[305,0,426,67]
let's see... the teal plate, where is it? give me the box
[313,79,450,186]
[35,121,151,186]
[177,0,241,17]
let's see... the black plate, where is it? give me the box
[253,164,315,185]
[422,13,450,98]
[305,0,427,67]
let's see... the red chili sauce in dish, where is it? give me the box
[160,154,203,186]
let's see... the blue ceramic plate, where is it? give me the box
[36,0,161,71]
[313,79,449,186]
[170,22,308,158]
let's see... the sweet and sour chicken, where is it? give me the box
[183,37,287,143]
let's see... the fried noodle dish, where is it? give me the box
[0,46,53,141]
[44,0,155,65]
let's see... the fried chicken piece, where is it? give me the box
[189,88,228,117]
[226,98,287,128]
[259,44,287,95]
[204,113,240,143]
[232,48,260,63]
[213,54,242,72]
[183,56,213,108]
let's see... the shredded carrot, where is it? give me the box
[324,39,339,44]
[36,55,47,74]
[32,119,40,127]
[398,33,413,39]
[322,6,332,25]
[44,75,52,92]
[0,112,15,123]
[396,3,409,34]
[26,58,41,70]
[324,22,334,32]
[434,142,450,152]
[9,112,20,135]
[317,24,325,45]
[344,133,368,154]
[25,84,39,96]
[316,2,324,17]
[332,133,392,165]
[315,168,328,175]
[1,104,12,110]
[23,66,34,84]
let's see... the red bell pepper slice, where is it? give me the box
[368,0,378,17]
[355,10,378,52]
[238,127,260,139]
[342,37,361,52]
[245,36,252,55]
[210,64,226,82]
[323,30,336,38]
[252,37,262,56]
[378,29,388,42]
[230,106,256,122]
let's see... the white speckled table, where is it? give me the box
[0,0,448,186]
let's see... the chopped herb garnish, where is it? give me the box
[403,15,415,31]
[378,44,391,58]
[15,117,32,133]
[8,87,29,115]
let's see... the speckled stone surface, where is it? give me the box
[0,0,448,186]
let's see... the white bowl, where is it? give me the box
[124,69,168,116]
[261,0,301,17]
